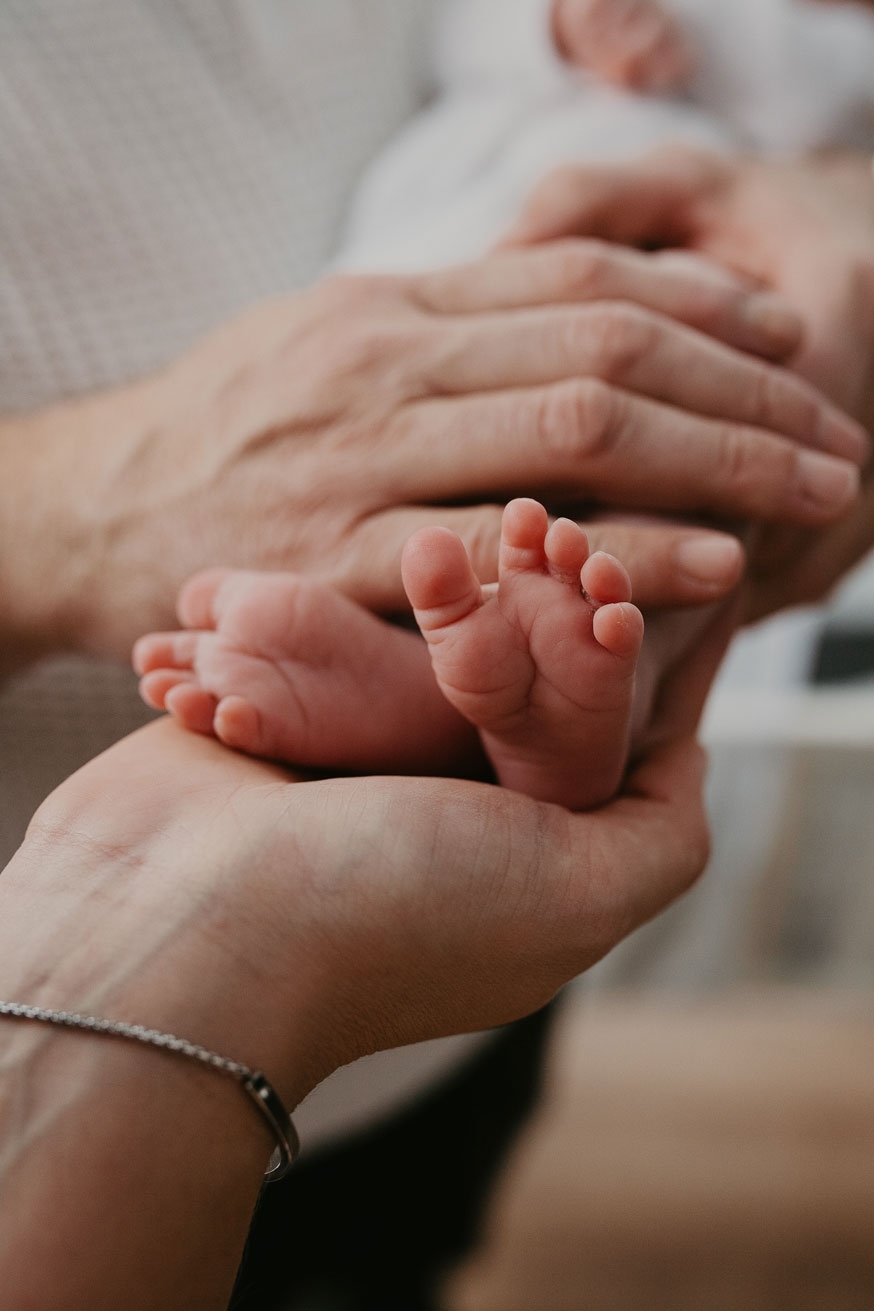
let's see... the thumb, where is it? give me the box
[501,148,728,248]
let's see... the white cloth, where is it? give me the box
[338,0,874,271]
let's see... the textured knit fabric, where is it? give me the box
[0,0,432,866]
[339,0,874,272]
[0,0,478,1156]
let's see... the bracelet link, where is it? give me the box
[0,1000,299,1183]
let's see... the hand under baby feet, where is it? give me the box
[135,499,643,813]
[402,499,644,811]
[553,0,693,93]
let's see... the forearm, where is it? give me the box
[0,784,316,1310]
[0,1020,266,1310]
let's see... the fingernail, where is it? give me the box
[819,411,871,466]
[798,451,860,509]
[744,294,802,345]
[674,534,743,584]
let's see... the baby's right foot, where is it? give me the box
[402,499,644,811]
[553,0,693,93]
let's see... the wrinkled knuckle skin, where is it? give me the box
[546,240,612,300]
[581,303,654,381]
[326,318,427,392]
[744,363,781,429]
[715,425,757,502]
[536,163,590,210]
[716,424,793,513]
[318,271,400,310]
[537,378,616,462]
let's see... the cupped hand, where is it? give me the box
[0,702,709,1307]
[52,241,863,659]
[11,712,708,1108]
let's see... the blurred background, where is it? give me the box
[443,551,874,1310]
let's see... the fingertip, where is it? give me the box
[741,294,804,357]
[672,534,744,594]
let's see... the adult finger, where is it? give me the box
[415,240,802,361]
[386,386,860,523]
[501,148,728,247]
[583,518,745,607]
[562,734,711,949]
[333,507,746,614]
[422,303,866,461]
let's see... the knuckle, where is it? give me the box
[318,271,400,309]
[715,424,790,509]
[328,317,423,387]
[743,361,817,440]
[538,163,590,208]
[743,363,782,428]
[576,303,655,381]
[715,424,756,493]
[545,240,613,300]
[536,378,618,460]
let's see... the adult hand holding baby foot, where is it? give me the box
[1,239,863,676]
[0,703,710,1309]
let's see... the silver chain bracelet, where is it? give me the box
[0,1000,299,1183]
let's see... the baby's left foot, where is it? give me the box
[402,499,643,810]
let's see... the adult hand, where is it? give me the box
[1,241,863,666]
[506,148,874,614]
[0,715,709,1309]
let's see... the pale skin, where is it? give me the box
[134,499,644,812]
[2,21,873,1307]
[552,0,693,93]
[0,704,714,1310]
[551,0,874,95]
[505,147,874,618]
[0,244,867,682]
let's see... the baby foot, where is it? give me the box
[554,0,693,93]
[133,568,476,772]
[402,499,644,811]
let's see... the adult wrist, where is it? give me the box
[0,408,88,668]
[3,727,337,1111]
[0,372,176,666]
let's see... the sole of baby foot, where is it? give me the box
[404,499,643,811]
